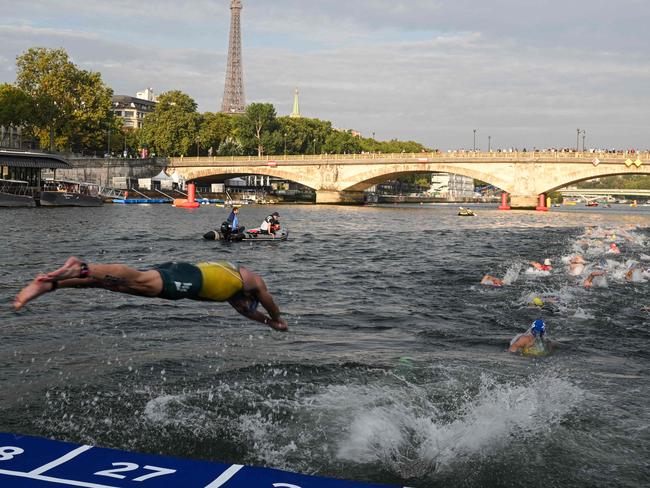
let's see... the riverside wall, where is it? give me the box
[42,158,167,187]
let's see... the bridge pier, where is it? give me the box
[509,195,539,209]
[316,190,365,204]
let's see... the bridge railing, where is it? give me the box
[167,150,650,166]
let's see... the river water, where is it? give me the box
[0,203,648,487]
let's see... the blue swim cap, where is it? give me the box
[531,319,545,336]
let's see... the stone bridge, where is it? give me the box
[167,151,650,208]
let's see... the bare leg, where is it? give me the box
[14,257,163,310]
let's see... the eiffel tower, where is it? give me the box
[221,0,245,113]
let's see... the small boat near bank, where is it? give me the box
[0,179,36,207]
[458,207,475,216]
[40,179,103,207]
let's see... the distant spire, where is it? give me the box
[290,87,301,118]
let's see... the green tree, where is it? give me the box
[323,130,362,154]
[198,112,235,156]
[15,47,113,152]
[141,90,199,156]
[0,83,33,127]
[277,116,332,155]
[237,103,279,156]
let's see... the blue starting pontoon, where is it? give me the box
[0,433,404,488]
[112,199,172,204]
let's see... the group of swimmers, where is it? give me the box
[481,225,648,356]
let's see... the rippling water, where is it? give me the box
[1,203,649,487]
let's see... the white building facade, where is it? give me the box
[429,173,475,199]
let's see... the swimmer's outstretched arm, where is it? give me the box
[234,267,288,331]
[14,256,162,310]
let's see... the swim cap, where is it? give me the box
[531,319,545,336]
[543,259,551,266]
[532,297,544,307]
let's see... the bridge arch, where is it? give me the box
[179,167,318,190]
[339,163,512,193]
[541,167,650,194]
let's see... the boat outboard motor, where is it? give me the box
[220,221,232,240]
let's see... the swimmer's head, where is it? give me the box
[531,319,545,336]
[543,259,551,266]
[610,243,618,250]
[532,297,544,307]
[247,296,260,313]
[231,291,259,314]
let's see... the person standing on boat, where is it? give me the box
[260,211,280,236]
[13,257,288,331]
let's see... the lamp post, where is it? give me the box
[107,126,111,157]
[196,137,200,157]
[284,132,287,156]
[473,129,477,151]
[313,138,317,155]
[576,128,580,152]
[488,135,491,152]
[582,130,586,152]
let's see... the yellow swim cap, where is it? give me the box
[532,297,544,307]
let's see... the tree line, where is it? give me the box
[0,47,427,159]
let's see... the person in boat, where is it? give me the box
[13,256,288,331]
[509,319,552,356]
[260,211,281,236]
[480,274,504,286]
[530,259,552,271]
[223,206,245,240]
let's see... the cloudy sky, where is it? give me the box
[1,0,648,149]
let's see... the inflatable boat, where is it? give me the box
[203,228,289,242]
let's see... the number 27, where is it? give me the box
[95,463,176,482]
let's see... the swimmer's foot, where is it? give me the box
[41,256,84,282]
[14,276,56,310]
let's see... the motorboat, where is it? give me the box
[585,201,599,207]
[458,207,475,216]
[40,179,102,207]
[0,179,36,207]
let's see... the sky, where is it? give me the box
[1,0,649,150]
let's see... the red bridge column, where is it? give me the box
[498,192,511,210]
[536,193,548,211]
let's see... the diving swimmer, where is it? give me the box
[14,256,288,331]
[509,319,551,356]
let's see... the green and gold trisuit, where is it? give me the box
[153,261,243,301]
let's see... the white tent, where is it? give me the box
[151,170,174,190]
